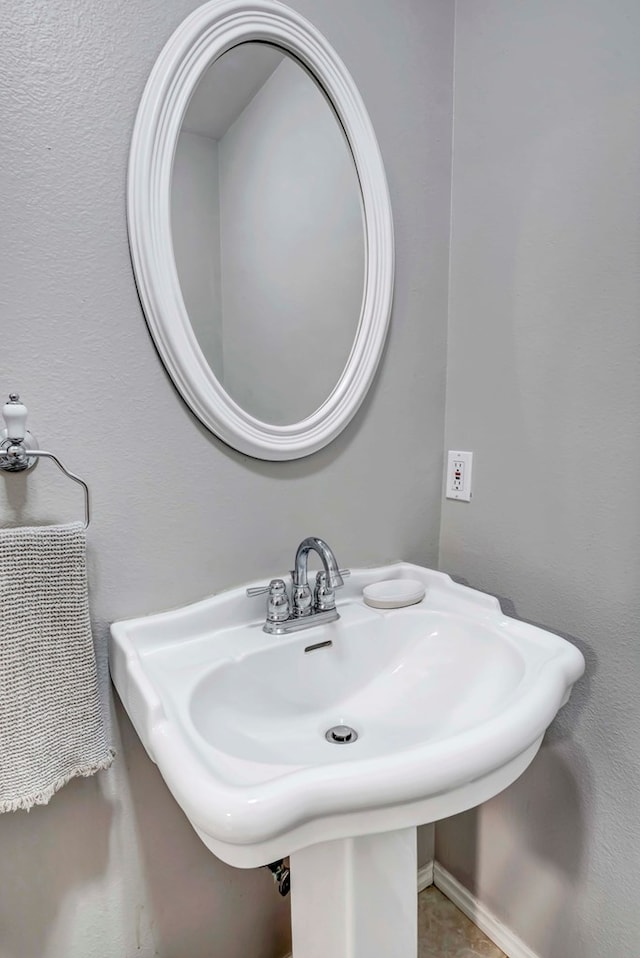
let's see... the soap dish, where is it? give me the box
[363,579,425,609]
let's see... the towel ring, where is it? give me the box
[26,450,90,530]
[0,394,91,530]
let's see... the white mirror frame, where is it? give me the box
[128,0,394,460]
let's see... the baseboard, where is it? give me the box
[433,862,540,958]
[417,859,434,892]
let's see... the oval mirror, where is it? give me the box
[128,0,394,460]
[173,43,365,426]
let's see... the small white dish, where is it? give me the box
[362,578,426,609]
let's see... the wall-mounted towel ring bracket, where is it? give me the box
[0,394,91,529]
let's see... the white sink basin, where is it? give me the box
[191,607,525,765]
[109,563,584,869]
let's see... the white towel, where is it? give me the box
[0,522,114,812]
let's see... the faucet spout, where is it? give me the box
[293,537,344,590]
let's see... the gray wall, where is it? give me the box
[438,1,640,956]
[0,0,453,955]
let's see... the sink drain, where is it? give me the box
[325,725,358,745]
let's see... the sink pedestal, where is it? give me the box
[290,827,417,958]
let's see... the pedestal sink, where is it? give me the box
[109,563,584,957]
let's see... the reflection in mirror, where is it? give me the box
[171,43,365,426]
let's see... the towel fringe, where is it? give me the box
[0,749,115,813]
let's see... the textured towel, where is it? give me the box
[0,522,114,812]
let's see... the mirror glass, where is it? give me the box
[171,43,366,426]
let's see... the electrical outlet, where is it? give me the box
[446,450,473,501]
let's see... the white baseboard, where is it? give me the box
[433,862,540,958]
[417,859,434,892]
[281,859,539,958]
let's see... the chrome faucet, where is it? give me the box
[247,537,349,635]
[292,536,344,617]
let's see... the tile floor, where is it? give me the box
[418,887,507,958]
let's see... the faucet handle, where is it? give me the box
[247,579,290,624]
[247,578,287,597]
[325,569,351,586]
[313,569,350,587]
[314,569,350,612]
[247,582,274,597]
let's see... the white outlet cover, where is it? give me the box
[446,450,473,501]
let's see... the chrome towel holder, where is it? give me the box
[0,394,91,529]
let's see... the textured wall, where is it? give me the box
[0,0,453,955]
[438,1,640,955]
